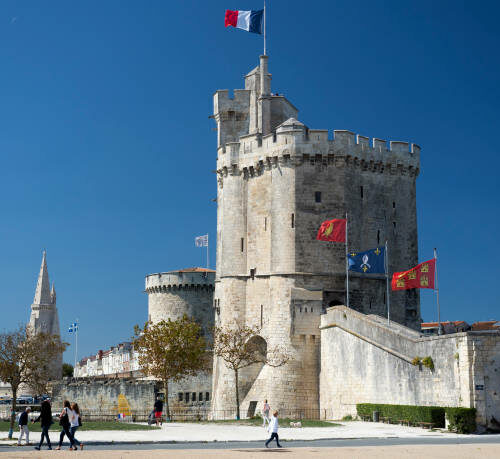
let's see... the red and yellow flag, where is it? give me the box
[316,218,346,242]
[391,259,436,291]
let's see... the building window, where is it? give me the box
[178,392,183,402]
[199,392,203,401]
[315,191,322,203]
[185,392,189,402]
[393,201,396,208]
[291,213,295,228]
[377,230,380,245]
[360,186,364,199]
[305,307,308,312]
[260,305,263,327]
[192,392,196,402]
[206,392,210,401]
[250,268,256,279]
[311,308,313,313]
[264,217,267,231]
[241,238,244,252]
[393,221,396,233]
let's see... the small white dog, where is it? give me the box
[289,421,302,428]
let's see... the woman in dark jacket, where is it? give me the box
[33,400,53,450]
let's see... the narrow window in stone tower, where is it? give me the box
[260,304,263,327]
[178,392,183,402]
[250,268,256,279]
[360,186,364,199]
[264,217,267,231]
[291,213,295,228]
[393,201,396,208]
[315,191,322,203]
[393,221,396,234]
[206,392,210,401]
[199,392,203,401]
[377,230,380,245]
[241,238,244,252]
[192,392,196,402]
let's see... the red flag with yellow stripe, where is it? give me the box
[391,259,436,291]
[316,218,346,242]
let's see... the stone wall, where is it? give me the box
[51,372,212,419]
[320,306,500,428]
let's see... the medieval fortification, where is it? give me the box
[47,56,499,429]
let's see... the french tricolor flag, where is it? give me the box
[225,9,263,34]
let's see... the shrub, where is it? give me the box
[356,403,445,428]
[445,407,476,434]
[341,415,353,421]
[411,357,421,366]
[422,356,434,371]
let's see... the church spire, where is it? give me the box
[33,250,51,305]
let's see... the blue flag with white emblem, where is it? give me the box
[348,246,386,274]
[68,322,79,333]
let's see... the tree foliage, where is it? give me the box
[213,324,290,419]
[0,326,67,438]
[133,315,208,419]
[62,363,74,378]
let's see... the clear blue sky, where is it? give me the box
[1,1,498,363]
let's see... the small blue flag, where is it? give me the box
[68,322,79,333]
[348,246,386,274]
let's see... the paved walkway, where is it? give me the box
[2,444,500,458]
[0,421,475,445]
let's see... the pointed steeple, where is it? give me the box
[33,250,52,305]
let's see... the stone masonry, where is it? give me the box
[320,306,500,429]
[28,251,62,380]
[145,267,215,339]
[211,55,420,418]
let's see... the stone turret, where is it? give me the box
[211,56,421,418]
[145,268,215,339]
[29,251,62,380]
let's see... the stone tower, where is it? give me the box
[145,268,215,339]
[29,251,62,379]
[211,56,421,417]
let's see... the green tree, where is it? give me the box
[133,315,208,420]
[0,326,67,438]
[213,324,290,420]
[62,362,74,378]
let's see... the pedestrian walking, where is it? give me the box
[154,396,163,426]
[17,406,31,446]
[262,399,271,427]
[33,400,53,450]
[55,400,76,450]
[265,410,282,448]
[70,402,84,450]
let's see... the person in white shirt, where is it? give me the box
[265,411,282,448]
[262,400,270,427]
[55,400,76,450]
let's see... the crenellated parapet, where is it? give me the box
[216,123,420,184]
[145,269,215,294]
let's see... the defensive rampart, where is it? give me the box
[320,306,500,428]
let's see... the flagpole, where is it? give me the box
[263,0,267,55]
[345,213,349,308]
[207,234,209,269]
[386,241,390,325]
[434,248,442,335]
[75,319,79,369]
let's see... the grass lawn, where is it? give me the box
[200,418,340,427]
[0,421,159,432]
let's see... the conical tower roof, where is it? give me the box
[33,251,51,305]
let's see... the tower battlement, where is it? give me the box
[216,126,420,180]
